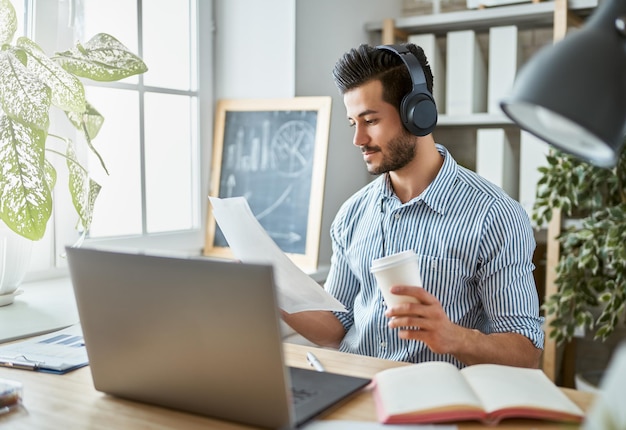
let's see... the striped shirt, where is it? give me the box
[325,144,544,368]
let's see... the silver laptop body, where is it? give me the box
[65,247,369,429]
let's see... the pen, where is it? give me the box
[306,352,325,372]
[0,360,38,371]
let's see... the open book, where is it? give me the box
[372,361,584,425]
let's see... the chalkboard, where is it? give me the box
[205,97,331,271]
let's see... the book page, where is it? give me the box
[460,364,584,418]
[375,361,483,417]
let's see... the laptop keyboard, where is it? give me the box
[291,387,318,405]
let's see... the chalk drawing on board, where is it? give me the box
[205,97,331,271]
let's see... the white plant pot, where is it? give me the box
[0,222,34,305]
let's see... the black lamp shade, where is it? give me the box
[501,0,626,168]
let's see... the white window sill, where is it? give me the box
[0,264,330,345]
[0,277,78,343]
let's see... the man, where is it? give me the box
[283,43,543,368]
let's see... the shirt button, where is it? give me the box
[380,341,387,348]
[394,213,401,220]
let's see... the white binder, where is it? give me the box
[408,33,446,114]
[519,131,550,223]
[445,30,487,115]
[488,25,520,114]
[476,128,518,199]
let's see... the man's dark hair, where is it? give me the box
[332,43,434,113]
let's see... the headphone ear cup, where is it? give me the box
[375,44,438,136]
[401,92,438,136]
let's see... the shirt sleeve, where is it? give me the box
[324,205,359,332]
[477,197,545,350]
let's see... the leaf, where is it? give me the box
[0,114,51,240]
[66,139,101,231]
[66,101,104,141]
[0,49,51,130]
[54,33,148,82]
[66,103,108,175]
[608,205,625,221]
[44,158,56,190]
[594,325,614,342]
[16,37,86,113]
[0,0,17,45]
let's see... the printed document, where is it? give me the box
[0,325,88,374]
[209,196,346,313]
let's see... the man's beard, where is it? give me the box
[364,130,416,175]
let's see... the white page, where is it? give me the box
[460,364,584,415]
[303,420,456,430]
[375,362,482,416]
[209,196,346,313]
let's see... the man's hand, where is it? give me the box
[384,285,461,356]
[384,285,541,368]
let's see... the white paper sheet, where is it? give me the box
[209,196,346,313]
[0,325,88,373]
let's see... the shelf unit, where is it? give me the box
[438,112,512,127]
[366,0,597,42]
[366,0,598,385]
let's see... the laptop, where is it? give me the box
[65,247,370,429]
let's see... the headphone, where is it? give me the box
[375,44,437,136]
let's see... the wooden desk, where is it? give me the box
[0,343,595,429]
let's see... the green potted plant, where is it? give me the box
[0,0,147,297]
[532,145,626,346]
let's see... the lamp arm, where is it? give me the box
[586,0,626,30]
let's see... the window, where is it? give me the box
[26,0,212,279]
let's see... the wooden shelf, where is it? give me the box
[438,113,514,127]
[365,0,597,36]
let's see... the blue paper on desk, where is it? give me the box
[0,325,88,374]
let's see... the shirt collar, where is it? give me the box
[378,144,457,215]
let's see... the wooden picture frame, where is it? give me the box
[204,97,332,272]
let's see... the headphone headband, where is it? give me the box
[375,44,428,90]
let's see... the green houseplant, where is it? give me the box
[0,0,147,242]
[532,144,626,346]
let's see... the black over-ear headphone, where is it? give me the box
[376,44,437,136]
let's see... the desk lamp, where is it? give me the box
[501,3,626,427]
[500,0,626,168]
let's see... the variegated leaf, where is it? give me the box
[44,158,57,190]
[55,33,148,82]
[66,101,104,141]
[0,49,51,130]
[0,0,17,45]
[0,114,51,240]
[66,139,100,231]
[17,37,86,113]
[66,102,108,174]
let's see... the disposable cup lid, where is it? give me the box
[370,250,417,272]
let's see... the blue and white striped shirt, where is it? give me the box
[325,145,544,368]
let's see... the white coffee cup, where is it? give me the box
[370,250,422,306]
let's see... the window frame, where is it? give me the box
[23,0,214,282]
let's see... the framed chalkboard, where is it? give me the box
[204,97,332,271]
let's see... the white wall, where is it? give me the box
[295,0,403,265]
[214,0,296,99]
[213,0,403,268]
